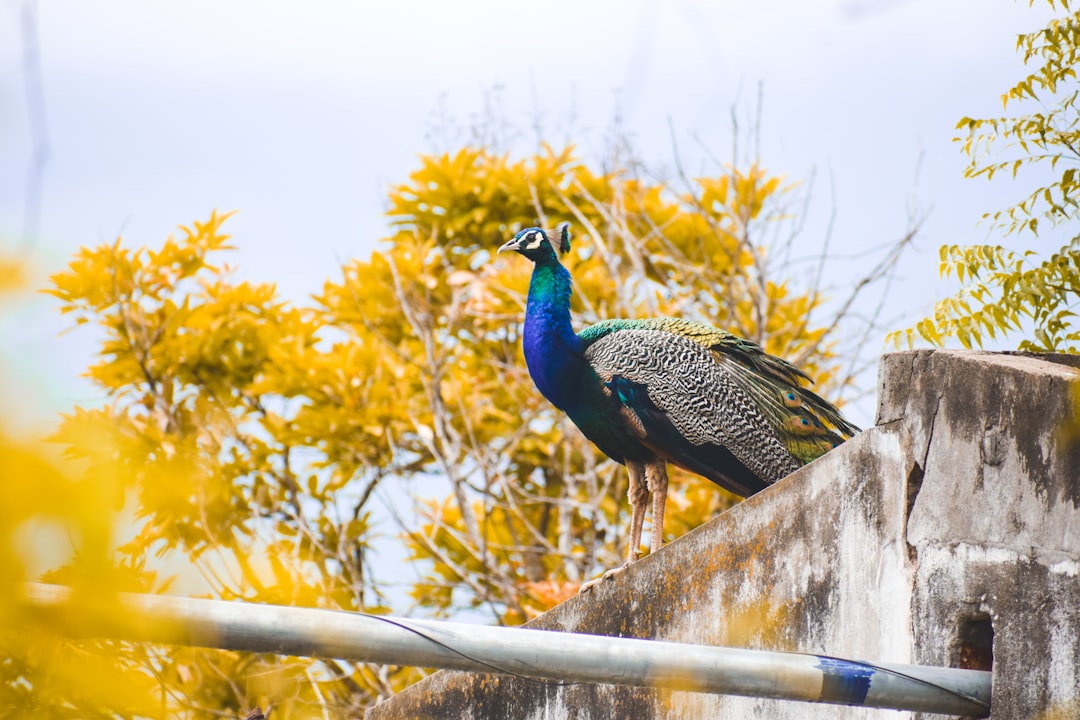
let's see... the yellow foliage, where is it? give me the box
[8,144,844,714]
[0,403,165,716]
[893,2,1080,352]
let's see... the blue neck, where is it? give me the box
[522,260,584,410]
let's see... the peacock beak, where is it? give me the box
[497,237,521,254]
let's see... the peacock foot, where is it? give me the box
[578,561,634,594]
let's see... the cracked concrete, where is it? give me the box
[881,351,1080,720]
[367,352,1080,720]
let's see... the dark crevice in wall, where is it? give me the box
[904,461,924,563]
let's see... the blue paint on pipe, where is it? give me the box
[816,656,874,705]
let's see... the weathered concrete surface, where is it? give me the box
[368,351,1080,720]
[877,351,1080,720]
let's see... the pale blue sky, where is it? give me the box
[0,0,1057,430]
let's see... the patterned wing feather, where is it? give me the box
[580,318,859,465]
[583,328,802,492]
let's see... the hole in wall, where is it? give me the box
[955,613,994,671]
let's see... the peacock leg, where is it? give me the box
[580,461,647,593]
[624,461,648,564]
[646,461,669,555]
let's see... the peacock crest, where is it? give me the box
[509,223,570,256]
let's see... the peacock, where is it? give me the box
[499,223,860,591]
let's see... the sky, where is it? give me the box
[0,0,1057,431]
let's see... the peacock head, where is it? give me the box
[498,223,571,262]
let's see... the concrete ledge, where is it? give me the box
[368,351,1080,719]
[878,351,1080,718]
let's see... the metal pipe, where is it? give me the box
[21,583,990,715]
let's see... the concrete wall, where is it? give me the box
[367,351,1080,720]
[879,351,1080,720]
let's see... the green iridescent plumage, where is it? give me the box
[581,318,856,465]
[500,224,859,588]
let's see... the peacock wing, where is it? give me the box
[582,318,859,465]
[582,327,801,496]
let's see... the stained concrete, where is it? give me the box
[367,351,1080,719]
[878,351,1080,720]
